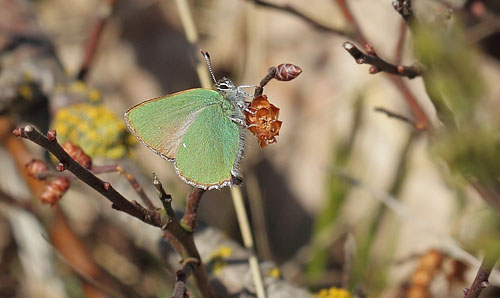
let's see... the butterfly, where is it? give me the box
[124,53,249,190]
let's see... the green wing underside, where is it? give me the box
[125,88,241,188]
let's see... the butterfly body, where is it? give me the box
[124,78,247,190]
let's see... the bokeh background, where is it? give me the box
[1,0,500,297]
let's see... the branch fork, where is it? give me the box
[13,125,215,298]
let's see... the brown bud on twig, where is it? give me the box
[275,64,302,81]
[245,95,282,148]
[12,127,25,137]
[56,162,67,172]
[62,141,92,169]
[26,159,49,178]
[47,130,57,141]
[364,43,376,55]
[369,66,380,74]
[40,177,70,205]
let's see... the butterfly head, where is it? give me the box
[216,77,236,93]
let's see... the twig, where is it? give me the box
[250,0,355,38]
[14,125,164,227]
[115,165,155,211]
[33,163,156,211]
[335,0,430,131]
[394,20,407,64]
[152,175,215,298]
[392,0,414,24]
[374,106,414,127]
[254,67,276,97]
[342,41,421,79]
[77,0,117,81]
[12,126,215,297]
[463,260,492,298]
[388,75,429,131]
[180,188,206,232]
[171,259,197,298]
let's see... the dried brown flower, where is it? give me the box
[245,95,282,148]
[62,141,92,169]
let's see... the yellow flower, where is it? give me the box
[207,246,233,275]
[315,287,351,298]
[52,103,136,159]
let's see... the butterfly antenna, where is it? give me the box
[201,50,217,84]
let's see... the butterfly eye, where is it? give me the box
[216,78,235,91]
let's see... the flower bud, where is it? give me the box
[275,64,302,81]
[26,159,49,178]
[40,177,70,205]
[62,141,92,169]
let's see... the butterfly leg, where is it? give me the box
[236,85,256,98]
[229,116,248,128]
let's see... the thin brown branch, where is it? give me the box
[392,0,414,24]
[153,175,215,298]
[334,0,429,131]
[77,0,117,81]
[254,67,276,98]
[13,125,164,228]
[335,0,364,41]
[171,260,197,298]
[388,75,429,131]
[394,20,407,64]
[14,126,215,298]
[250,0,355,38]
[464,260,493,298]
[116,165,155,211]
[374,106,414,127]
[343,41,421,79]
[181,188,206,232]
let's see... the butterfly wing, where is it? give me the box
[124,88,221,161]
[175,104,243,189]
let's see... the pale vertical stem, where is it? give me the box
[231,186,267,298]
[172,0,212,88]
[173,1,266,297]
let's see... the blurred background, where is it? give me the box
[1,0,500,297]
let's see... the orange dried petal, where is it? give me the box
[268,104,280,119]
[249,95,270,109]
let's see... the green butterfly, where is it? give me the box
[124,63,248,190]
